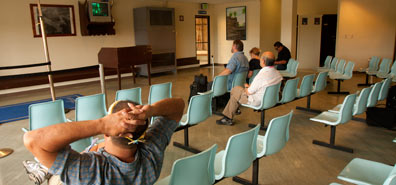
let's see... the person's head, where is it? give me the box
[232,40,244,53]
[260,51,275,68]
[273,41,284,53]
[106,100,149,149]
[249,47,261,59]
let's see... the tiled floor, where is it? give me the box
[0,66,395,185]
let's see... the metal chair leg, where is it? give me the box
[173,127,201,154]
[232,159,259,185]
[248,110,267,130]
[328,79,349,94]
[296,95,322,114]
[312,126,353,153]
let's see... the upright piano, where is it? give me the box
[98,45,152,90]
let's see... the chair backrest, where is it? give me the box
[383,165,396,185]
[75,94,107,121]
[336,59,346,74]
[257,83,281,110]
[323,56,332,68]
[259,111,293,157]
[148,82,172,104]
[378,78,392,101]
[292,60,299,76]
[115,87,142,105]
[343,61,355,78]
[330,57,338,71]
[212,75,228,97]
[390,60,396,76]
[338,94,357,124]
[286,59,294,73]
[367,82,383,107]
[298,74,315,97]
[29,100,67,131]
[353,87,372,115]
[279,78,299,104]
[368,56,380,71]
[231,71,248,89]
[168,144,218,185]
[221,125,260,178]
[379,58,392,74]
[249,69,260,84]
[313,72,328,93]
[183,92,213,126]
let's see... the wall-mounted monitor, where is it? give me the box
[87,0,112,22]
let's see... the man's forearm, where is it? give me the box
[275,60,287,65]
[150,98,185,122]
[24,120,103,167]
[218,68,231,76]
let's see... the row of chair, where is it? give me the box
[328,60,355,94]
[359,56,396,86]
[309,78,392,153]
[155,111,293,185]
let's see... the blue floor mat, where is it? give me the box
[0,94,82,124]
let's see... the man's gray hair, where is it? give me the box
[261,55,275,66]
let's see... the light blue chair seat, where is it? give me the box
[148,82,172,123]
[366,56,381,75]
[297,74,315,98]
[71,93,107,152]
[328,57,339,73]
[280,60,299,78]
[115,87,142,105]
[328,61,355,95]
[375,58,392,78]
[23,99,67,132]
[367,82,383,108]
[296,72,329,114]
[337,158,396,185]
[241,83,281,130]
[317,56,333,72]
[199,75,228,114]
[249,69,260,84]
[154,144,217,185]
[173,92,213,153]
[329,59,346,76]
[228,71,248,92]
[214,125,260,183]
[278,58,294,73]
[378,78,392,101]
[279,78,299,104]
[310,94,357,153]
[329,87,372,116]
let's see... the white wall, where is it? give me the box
[336,0,396,69]
[212,0,261,64]
[297,0,338,15]
[280,0,297,58]
[0,0,204,76]
[259,0,281,53]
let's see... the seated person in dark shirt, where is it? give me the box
[274,41,291,70]
[246,47,262,83]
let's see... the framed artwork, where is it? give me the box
[302,17,308,25]
[30,4,76,37]
[314,17,321,25]
[226,6,246,40]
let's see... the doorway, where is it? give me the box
[319,14,337,66]
[195,16,210,66]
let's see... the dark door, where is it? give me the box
[195,16,210,66]
[319,14,337,66]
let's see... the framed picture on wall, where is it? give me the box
[30,4,76,37]
[226,6,246,40]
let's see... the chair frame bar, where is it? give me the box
[357,73,374,87]
[248,110,267,131]
[231,159,259,185]
[173,125,201,154]
[312,125,353,153]
[328,79,349,95]
[295,94,323,114]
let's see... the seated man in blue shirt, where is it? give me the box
[23,98,184,185]
[217,40,249,91]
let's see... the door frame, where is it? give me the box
[195,15,211,66]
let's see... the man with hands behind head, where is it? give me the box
[23,98,184,185]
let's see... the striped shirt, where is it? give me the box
[49,116,178,185]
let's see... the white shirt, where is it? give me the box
[247,66,283,106]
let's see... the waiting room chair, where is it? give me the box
[249,69,260,84]
[317,56,332,72]
[148,82,172,105]
[279,78,299,104]
[280,60,299,78]
[232,111,293,185]
[173,92,213,154]
[329,57,339,73]
[337,158,396,185]
[328,61,355,94]
[229,71,248,92]
[359,56,380,86]
[297,74,315,98]
[241,83,281,130]
[377,60,396,79]
[310,94,357,153]
[329,59,346,76]
[201,75,228,114]
[71,94,107,152]
[375,58,393,78]
[155,144,218,185]
[115,87,142,105]
[23,100,67,132]
[367,82,383,108]
[296,72,328,113]
[278,58,294,73]
[329,87,372,116]
[214,125,260,184]
[378,78,392,101]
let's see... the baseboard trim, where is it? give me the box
[177,64,200,69]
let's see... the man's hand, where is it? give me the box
[100,108,146,137]
[244,83,250,88]
[128,103,153,121]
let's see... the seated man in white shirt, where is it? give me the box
[216,51,283,125]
